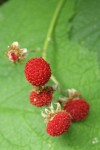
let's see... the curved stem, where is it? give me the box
[42,0,65,93]
[51,75,65,95]
[42,0,65,60]
[50,75,59,85]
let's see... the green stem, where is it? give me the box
[42,0,65,60]
[51,75,66,96]
[42,0,65,94]
[50,75,59,85]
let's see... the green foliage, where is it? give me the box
[0,0,100,150]
[70,0,100,56]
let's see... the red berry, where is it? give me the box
[30,87,53,107]
[46,111,71,136]
[64,99,90,122]
[24,57,51,86]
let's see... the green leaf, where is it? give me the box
[0,0,100,150]
[48,40,100,150]
[70,0,100,63]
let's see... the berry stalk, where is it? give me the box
[42,0,65,59]
[42,0,65,93]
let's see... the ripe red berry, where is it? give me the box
[42,103,71,136]
[30,87,53,107]
[46,111,71,136]
[24,57,51,86]
[64,99,90,122]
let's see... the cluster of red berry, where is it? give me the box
[24,57,90,137]
[24,57,53,106]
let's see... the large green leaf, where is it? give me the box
[70,0,100,63]
[0,0,100,150]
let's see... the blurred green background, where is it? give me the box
[0,0,100,149]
